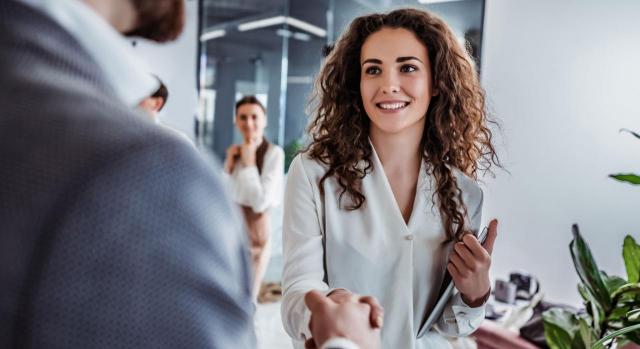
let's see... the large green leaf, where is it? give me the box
[623,235,640,283]
[610,174,640,185]
[570,225,612,312]
[628,308,640,322]
[544,308,581,349]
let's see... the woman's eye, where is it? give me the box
[365,66,381,75]
[400,64,417,73]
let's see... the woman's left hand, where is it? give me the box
[447,219,498,307]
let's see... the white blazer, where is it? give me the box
[281,147,486,349]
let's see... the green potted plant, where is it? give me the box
[543,129,640,349]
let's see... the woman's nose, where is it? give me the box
[380,72,400,94]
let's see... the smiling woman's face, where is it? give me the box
[235,103,266,142]
[360,27,435,137]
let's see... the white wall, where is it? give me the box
[481,0,640,305]
[131,0,199,139]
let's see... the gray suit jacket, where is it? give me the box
[0,1,255,348]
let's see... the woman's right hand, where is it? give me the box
[304,290,381,349]
[223,145,239,173]
[326,289,384,329]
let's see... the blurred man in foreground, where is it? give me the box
[0,0,378,348]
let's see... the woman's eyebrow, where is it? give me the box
[397,56,423,63]
[362,57,423,65]
[362,58,382,65]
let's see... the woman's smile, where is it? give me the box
[375,100,411,113]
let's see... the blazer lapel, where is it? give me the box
[368,144,413,237]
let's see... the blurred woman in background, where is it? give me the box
[224,96,284,300]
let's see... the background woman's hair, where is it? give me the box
[235,95,266,113]
[304,8,500,242]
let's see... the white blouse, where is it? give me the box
[281,147,485,349]
[228,144,284,213]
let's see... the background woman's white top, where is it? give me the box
[281,148,486,349]
[228,144,284,213]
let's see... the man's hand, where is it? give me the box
[447,219,498,307]
[304,290,381,349]
[327,289,384,328]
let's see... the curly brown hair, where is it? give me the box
[305,8,500,242]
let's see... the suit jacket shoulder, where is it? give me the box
[0,2,255,347]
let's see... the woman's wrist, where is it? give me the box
[461,287,491,308]
[223,159,233,173]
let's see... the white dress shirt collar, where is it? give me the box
[16,0,159,108]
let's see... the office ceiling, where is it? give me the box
[202,0,287,26]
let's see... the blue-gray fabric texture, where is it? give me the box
[0,1,255,348]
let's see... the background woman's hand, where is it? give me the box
[239,141,257,166]
[447,219,498,307]
[223,145,239,173]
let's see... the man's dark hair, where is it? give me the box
[151,77,168,111]
[235,95,265,113]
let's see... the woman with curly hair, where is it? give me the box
[281,8,500,349]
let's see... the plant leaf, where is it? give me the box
[570,224,612,312]
[610,174,640,185]
[544,308,581,349]
[608,304,631,322]
[582,285,604,334]
[578,283,591,303]
[622,324,640,344]
[623,235,640,283]
[620,128,640,140]
[578,283,604,333]
[545,322,573,349]
[591,323,640,349]
[602,273,627,294]
[578,316,596,348]
[628,308,640,322]
[612,283,640,302]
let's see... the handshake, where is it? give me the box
[304,289,383,349]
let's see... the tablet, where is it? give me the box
[417,226,489,338]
